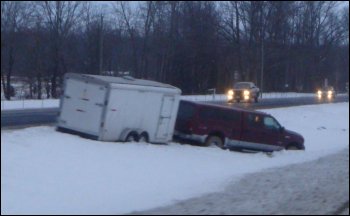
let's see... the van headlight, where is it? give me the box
[317,90,322,98]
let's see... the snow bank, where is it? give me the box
[1,103,349,214]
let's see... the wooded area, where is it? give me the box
[1,1,349,99]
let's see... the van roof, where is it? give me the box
[180,100,268,115]
[65,73,179,90]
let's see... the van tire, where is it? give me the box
[205,136,224,148]
[254,96,258,103]
[139,132,149,143]
[286,144,300,150]
[125,132,139,142]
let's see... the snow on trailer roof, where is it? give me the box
[65,73,179,90]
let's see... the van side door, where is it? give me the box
[241,113,283,151]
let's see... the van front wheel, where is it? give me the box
[205,136,224,148]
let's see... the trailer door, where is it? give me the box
[156,95,175,139]
[59,78,107,135]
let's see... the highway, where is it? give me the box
[209,94,349,110]
[1,95,348,128]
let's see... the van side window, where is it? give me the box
[222,110,240,122]
[200,108,239,122]
[246,113,263,128]
[177,103,195,120]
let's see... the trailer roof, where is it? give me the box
[66,73,179,90]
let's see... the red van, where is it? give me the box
[174,100,305,152]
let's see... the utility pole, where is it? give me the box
[260,4,265,98]
[99,14,104,75]
[260,37,264,98]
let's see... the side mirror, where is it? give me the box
[280,127,285,133]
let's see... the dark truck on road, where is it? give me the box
[174,100,305,152]
[227,82,260,103]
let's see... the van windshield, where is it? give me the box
[234,82,251,89]
[177,102,195,120]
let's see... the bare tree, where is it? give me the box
[1,1,32,100]
[38,1,83,98]
[113,1,140,77]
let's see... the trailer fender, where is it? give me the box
[120,128,143,142]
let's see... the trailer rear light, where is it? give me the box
[60,120,67,124]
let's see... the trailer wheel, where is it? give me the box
[125,132,139,142]
[138,132,149,143]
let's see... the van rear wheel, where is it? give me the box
[205,136,224,148]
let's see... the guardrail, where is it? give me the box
[1,92,340,111]
[181,92,317,102]
[1,99,59,111]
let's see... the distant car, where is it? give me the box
[317,86,336,100]
[227,82,260,103]
[174,100,305,152]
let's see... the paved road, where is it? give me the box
[1,95,348,127]
[209,94,349,110]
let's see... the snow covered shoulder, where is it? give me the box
[1,103,349,214]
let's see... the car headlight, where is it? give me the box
[227,90,234,100]
[317,90,322,95]
[327,91,333,99]
[243,90,250,96]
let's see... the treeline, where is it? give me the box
[1,1,349,99]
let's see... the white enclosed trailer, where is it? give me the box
[57,73,181,144]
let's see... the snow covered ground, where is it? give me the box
[133,150,349,215]
[0,92,318,110]
[1,102,349,214]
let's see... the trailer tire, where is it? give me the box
[125,132,139,142]
[138,132,149,143]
